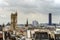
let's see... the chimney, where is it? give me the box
[49,13,52,25]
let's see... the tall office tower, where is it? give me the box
[11,12,17,30]
[49,13,52,25]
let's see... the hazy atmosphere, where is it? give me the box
[0,0,60,24]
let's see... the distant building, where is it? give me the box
[0,25,2,31]
[25,19,28,27]
[6,22,11,26]
[32,20,39,27]
[49,13,52,25]
[11,12,17,30]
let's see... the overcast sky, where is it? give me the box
[0,0,60,24]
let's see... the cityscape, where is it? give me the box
[0,12,60,40]
[0,0,60,40]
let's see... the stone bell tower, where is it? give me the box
[11,12,17,31]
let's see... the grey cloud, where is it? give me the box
[1,0,60,15]
[0,0,60,24]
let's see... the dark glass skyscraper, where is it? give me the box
[49,13,52,25]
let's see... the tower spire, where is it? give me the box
[25,19,28,27]
[27,19,28,25]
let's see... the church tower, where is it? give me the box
[25,19,28,27]
[11,12,17,31]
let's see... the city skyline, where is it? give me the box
[0,0,60,24]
